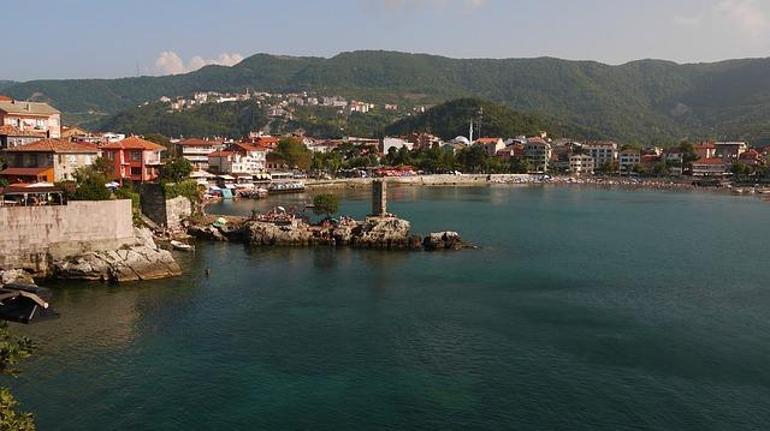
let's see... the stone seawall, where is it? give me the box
[0,200,137,274]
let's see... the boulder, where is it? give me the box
[53,228,182,283]
[353,217,420,250]
[244,221,315,246]
[0,269,36,286]
[423,231,469,251]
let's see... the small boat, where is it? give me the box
[170,240,195,252]
[268,182,306,194]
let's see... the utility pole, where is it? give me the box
[477,107,484,139]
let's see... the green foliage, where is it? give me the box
[163,179,200,203]
[90,157,114,178]
[456,146,490,174]
[113,187,142,223]
[731,162,753,176]
[312,194,339,218]
[95,100,268,139]
[273,138,312,171]
[0,178,8,188]
[142,133,173,153]
[13,51,770,142]
[510,157,531,174]
[70,166,111,201]
[161,158,193,183]
[0,322,36,430]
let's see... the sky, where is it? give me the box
[4,0,770,81]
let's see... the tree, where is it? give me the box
[71,166,111,201]
[510,157,530,174]
[0,322,36,430]
[160,158,193,183]
[312,194,339,219]
[142,133,173,154]
[90,157,114,178]
[731,162,752,177]
[274,138,312,171]
[456,145,489,173]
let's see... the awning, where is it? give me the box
[190,170,216,179]
[217,175,235,180]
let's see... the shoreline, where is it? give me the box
[301,174,769,199]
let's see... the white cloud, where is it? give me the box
[154,51,244,75]
[715,0,769,36]
[674,0,769,36]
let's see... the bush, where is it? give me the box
[163,179,201,203]
[312,194,339,218]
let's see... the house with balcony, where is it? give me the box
[0,139,100,183]
[0,98,61,139]
[0,125,47,149]
[524,138,552,173]
[583,141,618,170]
[100,137,165,183]
[475,137,505,157]
[176,138,223,171]
[693,142,717,160]
[618,149,641,175]
[715,142,748,160]
[569,154,594,176]
[207,143,267,177]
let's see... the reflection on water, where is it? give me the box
[7,187,770,430]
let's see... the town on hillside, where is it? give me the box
[0,95,767,206]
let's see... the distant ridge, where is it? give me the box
[6,50,770,142]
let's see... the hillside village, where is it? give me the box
[1,94,768,205]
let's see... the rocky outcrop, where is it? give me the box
[351,217,422,250]
[245,221,316,246]
[52,228,182,283]
[191,215,471,252]
[0,269,36,286]
[423,231,471,251]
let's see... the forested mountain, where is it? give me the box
[97,100,268,138]
[6,51,770,142]
[386,98,593,140]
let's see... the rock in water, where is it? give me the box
[53,228,182,282]
[353,216,421,250]
[0,269,35,286]
[423,231,469,251]
[245,221,314,246]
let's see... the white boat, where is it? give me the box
[170,240,195,252]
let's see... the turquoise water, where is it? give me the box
[8,186,770,430]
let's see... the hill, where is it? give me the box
[385,98,594,140]
[6,51,770,142]
[96,100,268,138]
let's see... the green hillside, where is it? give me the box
[96,100,268,138]
[5,50,770,142]
[385,98,594,140]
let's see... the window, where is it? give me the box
[130,151,142,161]
[131,167,142,176]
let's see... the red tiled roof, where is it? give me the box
[476,137,501,144]
[101,136,166,151]
[0,125,47,137]
[740,149,760,159]
[4,139,99,153]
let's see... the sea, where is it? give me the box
[8,185,770,430]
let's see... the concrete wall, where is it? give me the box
[139,184,192,229]
[165,196,192,230]
[0,200,136,274]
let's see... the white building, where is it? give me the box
[207,143,267,175]
[618,149,641,175]
[382,137,415,154]
[475,138,505,157]
[569,154,595,176]
[176,138,223,171]
[584,142,618,169]
[692,158,727,176]
[524,138,552,173]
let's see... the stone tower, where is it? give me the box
[372,180,388,216]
